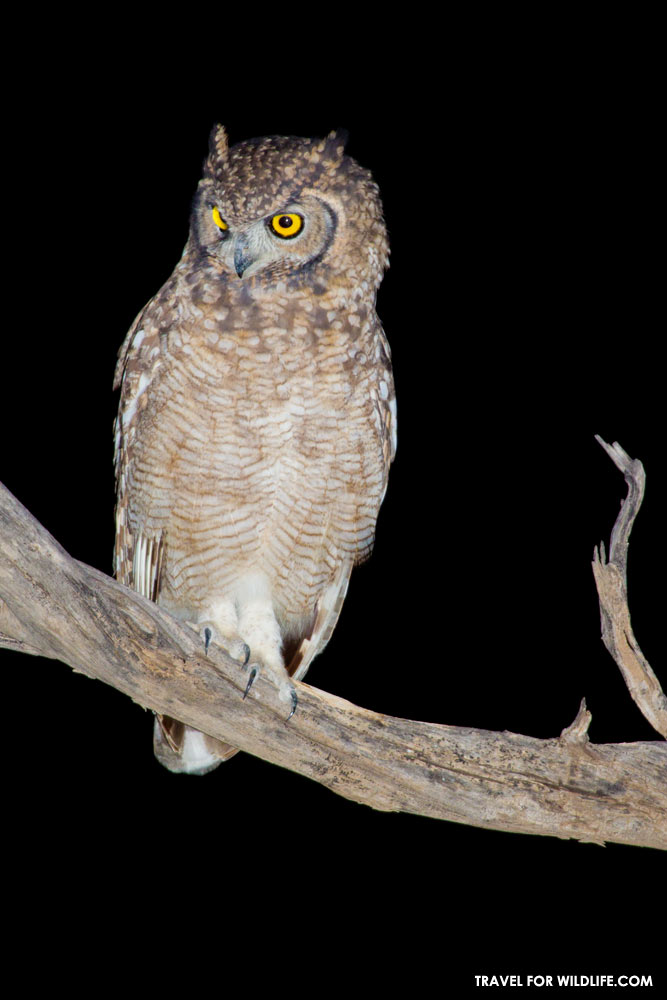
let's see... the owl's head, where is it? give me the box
[188,125,388,290]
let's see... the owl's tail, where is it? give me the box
[153,715,239,775]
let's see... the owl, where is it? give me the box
[113,125,396,774]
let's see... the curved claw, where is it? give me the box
[243,666,258,700]
[240,663,297,721]
[204,627,213,655]
[286,688,298,722]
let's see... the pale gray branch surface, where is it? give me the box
[592,437,667,740]
[1,476,666,850]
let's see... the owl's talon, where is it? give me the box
[243,666,258,700]
[240,643,251,666]
[204,627,213,655]
[240,662,296,720]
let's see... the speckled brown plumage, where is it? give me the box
[114,126,396,773]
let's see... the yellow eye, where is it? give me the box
[212,206,228,231]
[270,213,303,239]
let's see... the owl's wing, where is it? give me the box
[117,515,239,772]
[288,324,396,681]
[377,324,397,467]
[287,558,353,683]
[113,303,150,392]
[113,292,175,587]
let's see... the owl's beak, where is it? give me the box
[233,239,254,279]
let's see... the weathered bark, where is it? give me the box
[591,437,667,739]
[0,439,665,850]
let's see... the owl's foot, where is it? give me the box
[188,621,250,665]
[242,660,298,722]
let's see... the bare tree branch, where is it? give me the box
[592,437,667,740]
[1,466,666,851]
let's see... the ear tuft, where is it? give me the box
[204,124,229,180]
[318,128,349,166]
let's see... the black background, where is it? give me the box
[1,27,663,992]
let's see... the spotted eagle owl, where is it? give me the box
[113,126,396,774]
